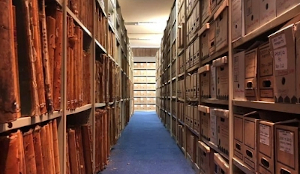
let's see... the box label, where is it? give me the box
[260,124,270,146]
[278,129,294,154]
[274,47,288,70]
[272,34,286,49]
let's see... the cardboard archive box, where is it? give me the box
[193,73,198,98]
[245,48,258,101]
[210,108,218,146]
[243,111,260,171]
[215,4,228,51]
[234,114,244,162]
[208,21,216,56]
[216,109,229,155]
[260,0,276,25]
[275,119,300,174]
[233,51,246,100]
[210,0,217,12]
[277,0,300,17]
[186,45,191,69]
[214,153,229,174]
[258,120,276,174]
[189,105,194,129]
[201,0,211,24]
[198,141,214,174]
[231,0,242,41]
[269,24,297,103]
[258,43,274,102]
[199,65,211,98]
[201,30,210,60]
[194,106,200,134]
[199,105,211,141]
[213,56,229,100]
[296,22,300,103]
[186,105,190,127]
[210,65,217,99]
[244,0,260,34]
[194,37,200,65]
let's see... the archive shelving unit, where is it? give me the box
[133,59,157,111]
[157,0,300,174]
[0,0,133,173]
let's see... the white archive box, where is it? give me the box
[231,0,243,41]
[277,0,300,17]
[233,51,246,100]
[244,0,260,34]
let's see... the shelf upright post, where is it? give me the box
[58,0,67,172]
[228,0,233,173]
[183,0,187,158]
[91,0,96,172]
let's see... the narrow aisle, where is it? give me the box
[100,111,196,174]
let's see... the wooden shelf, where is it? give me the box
[187,64,199,73]
[233,158,255,174]
[95,103,106,108]
[186,125,200,138]
[233,4,300,48]
[178,119,185,125]
[0,111,61,134]
[202,139,229,160]
[178,72,185,78]
[187,98,198,102]
[95,39,107,53]
[201,47,228,65]
[178,98,185,102]
[66,8,92,37]
[96,0,107,17]
[233,100,300,114]
[66,104,92,116]
[201,98,229,105]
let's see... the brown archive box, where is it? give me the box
[231,0,242,41]
[198,141,214,174]
[243,111,260,171]
[269,24,297,103]
[214,153,229,174]
[199,105,211,141]
[194,106,200,134]
[233,51,246,100]
[275,119,300,174]
[201,30,210,60]
[296,22,300,103]
[213,56,229,100]
[194,37,200,65]
[244,0,260,35]
[245,48,258,101]
[216,109,229,155]
[210,65,217,99]
[209,108,218,146]
[199,65,211,98]
[215,3,228,51]
[208,21,216,56]
[259,0,276,25]
[234,114,244,161]
[258,120,276,174]
[258,43,274,102]
[202,0,211,24]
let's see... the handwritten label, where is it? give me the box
[260,124,270,146]
[278,130,294,155]
[272,34,286,49]
[274,47,288,70]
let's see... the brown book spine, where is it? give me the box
[33,126,45,174]
[95,111,100,172]
[40,124,54,174]
[0,132,20,174]
[74,27,80,108]
[17,130,26,174]
[48,121,56,173]
[104,110,108,165]
[66,133,71,174]
[53,9,62,111]
[86,52,91,104]
[40,0,53,113]
[23,129,37,174]
[0,0,21,123]
[75,127,86,174]
[52,120,60,174]
[47,16,56,110]
[68,129,80,174]
[31,0,47,115]
[79,29,83,106]
[81,125,92,174]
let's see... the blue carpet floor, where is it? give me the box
[99,111,196,174]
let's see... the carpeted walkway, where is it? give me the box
[99,111,196,174]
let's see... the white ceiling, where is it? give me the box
[118,0,174,48]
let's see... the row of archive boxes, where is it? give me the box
[198,105,229,156]
[199,56,228,100]
[185,105,200,135]
[134,77,156,83]
[134,98,156,104]
[134,91,156,97]
[134,105,156,111]
[234,111,300,174]
[177,80,185,98]
[133,70,156,76]
[134,84,156,90]
[234,19,300,104]
[186,73,199,99]
[134,63,156,69]
[186,37,200,70]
